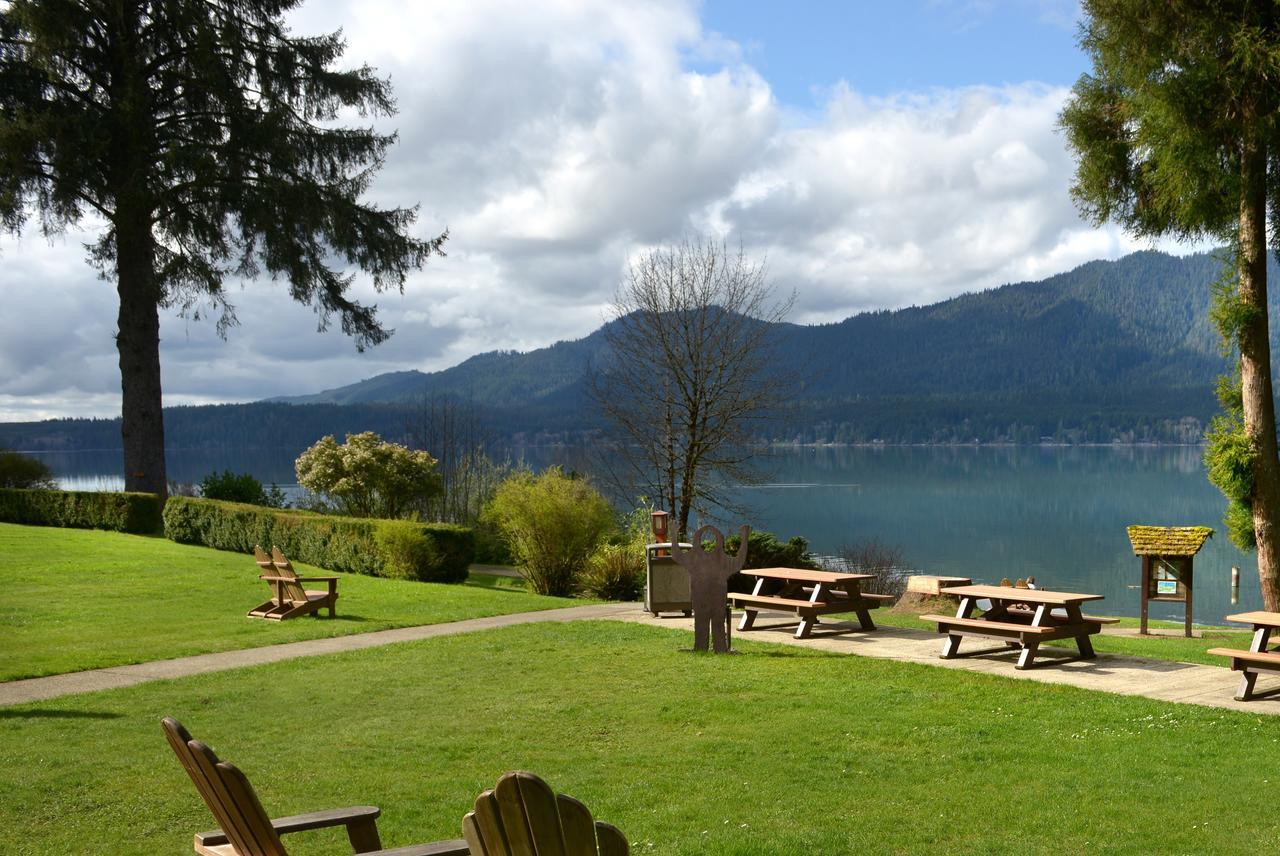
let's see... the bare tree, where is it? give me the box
[405,394,510,525]
[591,237,793,540]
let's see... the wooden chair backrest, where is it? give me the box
[462,770,629,856]
[162,717,288,856]
[266,546,309,605]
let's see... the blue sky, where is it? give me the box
[3,0,1166,421]
[700,0,1086,102]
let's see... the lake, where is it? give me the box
[32,444,1256,623]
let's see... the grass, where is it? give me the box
[2,620,1279,854]
[875,604,1258,667]
[0,522,575,681]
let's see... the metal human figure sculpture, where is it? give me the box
[669,524,749,653]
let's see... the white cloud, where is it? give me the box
[0,0,1183,420]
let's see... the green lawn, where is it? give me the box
[875,606,1258,667]
[1,620,1277,854]
[0,523,573,681]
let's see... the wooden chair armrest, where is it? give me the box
[367,841,471,856]
[196,805,381,848]
[258,574,292,582]
[294,576,340,583]
[270,805,381,835]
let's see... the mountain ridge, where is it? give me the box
[273,249,1234,409]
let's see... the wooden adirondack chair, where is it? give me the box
[462,771,628,856]
[162,717,469,856]
[246,546,338,620]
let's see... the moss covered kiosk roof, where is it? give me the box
[1126,525,1214,557]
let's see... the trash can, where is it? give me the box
[645,541,692,617]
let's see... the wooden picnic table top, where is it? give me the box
[743,567,874,583]
[940,584,1104,606]
[1226,611,1280,628]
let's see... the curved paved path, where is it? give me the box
[0,603,630,707]
[5,602,1278,716]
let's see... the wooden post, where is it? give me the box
[1140,555,1150,635]
[1184,559,1193,638]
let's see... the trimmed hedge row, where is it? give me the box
[0,488,164,533]
[162,496,473,583]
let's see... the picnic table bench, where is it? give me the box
[729,567,893,639]
[1209,611,1280,700]
[922,584,1117,669]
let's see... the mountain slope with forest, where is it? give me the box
[1,249,1258,451]
[279,249,1233,408]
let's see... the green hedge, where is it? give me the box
[162,496,473,583]
[0,488,163,533]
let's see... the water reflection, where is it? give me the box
[33,444,1254,622]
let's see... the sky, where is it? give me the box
[0,0,1188,421]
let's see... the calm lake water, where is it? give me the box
[34,444,1257,623]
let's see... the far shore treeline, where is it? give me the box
[4,248,1272,451]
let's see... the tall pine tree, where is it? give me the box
[0,1,445,497]
[1061,0,1280,606]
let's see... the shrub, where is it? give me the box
[482,467,614,596]
[295,431,442,518]
[834,538,908,599]
[199,470,285,507]
[472,525,514,565]
[0,450,56,489]
[582,542,644,600]
[717,529,818,593]
[163,496,473,582]
[0,488,163,533]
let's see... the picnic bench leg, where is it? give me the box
[941,596,975,659]
[1235,626,1273,700]
[738,608,758,631]
[941,633,963,659]
[1237,669,1260,701]
[1075,633,1096,659]
[855,609,876,631]
[796,612,817,639]
[1015,641,1040,669]
[1063,604,1096,659]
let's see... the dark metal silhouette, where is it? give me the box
[669,524,749,653]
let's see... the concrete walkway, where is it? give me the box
[5,602,1278,715]
[0,603,630,707]
[615,607,1276,714]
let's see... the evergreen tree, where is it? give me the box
[0,0,445,497]
[1061,0,1280,607]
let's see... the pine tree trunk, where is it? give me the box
[108,3,166,500]
[1238,135,1280,609]
[115,206,167,499]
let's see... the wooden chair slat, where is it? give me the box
[555,794,598,856]
[493,773,540,856]
[216,761,288,856]
[513,772,567,856]
[464,772,627,856]
[163,718,254,856]
[270,546,311,604]
[594,822,628,856]
[462,812,490,856]
[188,739,282,856]
[469,790,512,856]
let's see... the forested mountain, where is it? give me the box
[0,249,1260,452]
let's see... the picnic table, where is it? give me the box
[921,584,1116,669]
[729,567,894,639]
[1209,611,1280,700]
